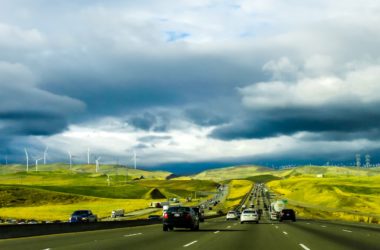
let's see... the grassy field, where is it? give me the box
[0,166,218,221]
[193,165,274,181]
[222,180,253,212]
[267,175,380,224]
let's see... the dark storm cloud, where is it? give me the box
[211,105,380,140]
[127,112,170,131]
[184,108,228,126]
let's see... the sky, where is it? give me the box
[1,0,380,172]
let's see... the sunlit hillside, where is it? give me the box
[193,165,274,180]
[267,175,380,224]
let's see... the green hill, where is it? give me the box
[193,165,274,181]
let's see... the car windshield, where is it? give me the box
[72,210,90,216]
[168,207,190,213]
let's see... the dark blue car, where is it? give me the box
[69,210,98,223]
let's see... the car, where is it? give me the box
[279,209,296,222]
[240,209,259,224]
[148,215,161,221]
[226,211,238,220]
[192,207,205,222]
[163,206,199,231]
[69,210,98,223]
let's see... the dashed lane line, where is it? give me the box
[321,225,327,228]
[342,229,352,233]
[283,231,288,235]
[214,231,220,234]
[184,241,198,247]
[226,226,231,229]
[124,233,142,237]
[299,243,311,250]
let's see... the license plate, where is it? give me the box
[174,213,180,217]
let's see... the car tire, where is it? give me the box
[240,221,244,224]
[256,221,259,224]
[163,225,168,231]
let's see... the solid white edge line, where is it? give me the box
[342,229,352,233]
[184,240,198,247]
[299,243,311,250]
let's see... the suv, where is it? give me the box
[192,207,205,222]
[240,209,259,224]
[69,210,97,223]
[163,206,199,231]
[279,209,296,222]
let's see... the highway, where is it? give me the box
[1,184,379,250]
[0,213,379,249]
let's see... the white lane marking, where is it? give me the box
[42,249,51,250]
[214,231,220,234]
[299,243,311,250]
[226,225,231,229]
[306,222,310,225]
[233,223,237,226]
[275,226,279,229]
[184,241,198,247]
[321,225,327,228]
[283,231,288,235]
[124,233,142,237]
[342,229,352,233]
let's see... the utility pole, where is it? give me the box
[365,154,371,168]
[355,154,361,168]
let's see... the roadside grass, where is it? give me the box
[222,180,253,212]
[245,174,281,183]
[267,175,380,223]
[0,199,150,221]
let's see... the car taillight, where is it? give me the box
[164,213,168,219]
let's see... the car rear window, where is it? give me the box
[282,209,294,213]
[73,210,89,215]
[243,210,257,214]
[168,207,190,213]
[228,212,235,214]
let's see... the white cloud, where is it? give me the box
[240,63,380,109]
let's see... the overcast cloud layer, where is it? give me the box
[1,0,380,170]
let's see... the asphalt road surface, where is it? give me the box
[1,215,379,250]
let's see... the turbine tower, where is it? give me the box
[133,150,137,170]
[35,158,42,171]
[87,148,90,165]
[24,148,29,172]
[68,151,73,170]
[43,147,49,165]
[95,157,101,173]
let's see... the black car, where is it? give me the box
[69,210,98,223]
[279,209,296,222]
[148,215,161,221]
[163,206,199,231]
[192,207,205,222]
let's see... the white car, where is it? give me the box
[240,209,259,224]
[226,211,238,220]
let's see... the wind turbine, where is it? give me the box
[43,147,49,165]
[35,157,43,171]
[24,148,29,172]
[87,148,90,165]
[95,157,101,173]
[68,151,73,170]
[133,150,137,170]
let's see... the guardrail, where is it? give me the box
[0,219,161,239]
